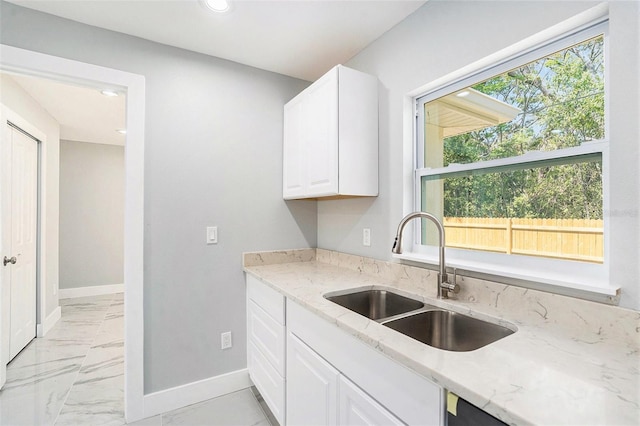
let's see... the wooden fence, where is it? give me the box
[443,217,604,263]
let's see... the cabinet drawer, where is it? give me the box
[248,341,285,426]
[247,274,285,324]
[248,299,286,376]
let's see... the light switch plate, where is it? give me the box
[207,226,218,244]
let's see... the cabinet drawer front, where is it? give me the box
[247,274,285,324]
[248,341,285,426]
[248,300,286,376]
[339,376,404,426]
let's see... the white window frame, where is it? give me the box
[397,11,619,303]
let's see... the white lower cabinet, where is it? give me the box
[287,332,402,426]
[286,300,443,426]
[246,273,444,426]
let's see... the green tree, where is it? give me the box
[441,36,604,220]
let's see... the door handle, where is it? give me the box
[3,256,17,266]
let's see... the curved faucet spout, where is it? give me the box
[392,212,458,299]
[392,212,444,255]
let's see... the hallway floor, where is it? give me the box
[0,293,272,426]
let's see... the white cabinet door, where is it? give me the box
[287,332,339,426]
[339,376,404,426]
[283,94,306,199]
[305,67,338,197]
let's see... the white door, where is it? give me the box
[287,332,339,426]
[3,123,38,362]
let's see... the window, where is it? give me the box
[410,21,611,297]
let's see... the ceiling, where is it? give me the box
[8,0,426,82]
[4,0,425,146]
[4,72,127,146]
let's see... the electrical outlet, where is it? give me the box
[363,228,371,246]
[221,331,232,349]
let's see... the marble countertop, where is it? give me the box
[243,249,640,426]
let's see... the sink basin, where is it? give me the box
[325,289,424,321]
[382,310,514,351]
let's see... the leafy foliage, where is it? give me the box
[436,36,604,220]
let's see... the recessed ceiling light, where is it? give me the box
[202,0,231,13]
[101,89,119,97]
[456,91,470,98]
[116,129,127,134]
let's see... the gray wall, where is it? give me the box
[0,1,316,393]
[319,1,640,310]
[59,140,124,290]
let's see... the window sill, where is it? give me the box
[392,251,620,305]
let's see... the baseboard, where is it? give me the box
[36,306,61,337]
[58,283,124,299]
[142,369,251,419]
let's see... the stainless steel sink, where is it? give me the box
[382,309,514,352]
[325,289,424,321]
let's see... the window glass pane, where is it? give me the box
[423,35,604,168]
[420,156,603,263]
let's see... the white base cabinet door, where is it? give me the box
[287,332,339,426]
[338,376,404,426]
[287,331,405,426]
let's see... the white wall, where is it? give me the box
[0,73,60,321]
[319,1,640,310]
[59,140,124,290]
[0,0,316,393]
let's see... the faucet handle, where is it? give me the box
[441,281,460,294]
[440,268,460,294]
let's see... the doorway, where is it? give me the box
[0,44,146,422]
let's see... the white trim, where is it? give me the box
[417,142,605,179]
[59,283,124,299]
[0,44,147,422]
[36,305,60,337]
[142,369,252,419]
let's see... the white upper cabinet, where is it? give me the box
[283,65,378,199]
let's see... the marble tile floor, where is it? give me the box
[0,293,272,426]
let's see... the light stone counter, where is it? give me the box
[243,249,640,426]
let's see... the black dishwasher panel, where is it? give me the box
[448,396,508,426]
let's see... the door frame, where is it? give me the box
[0,44,146,422]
